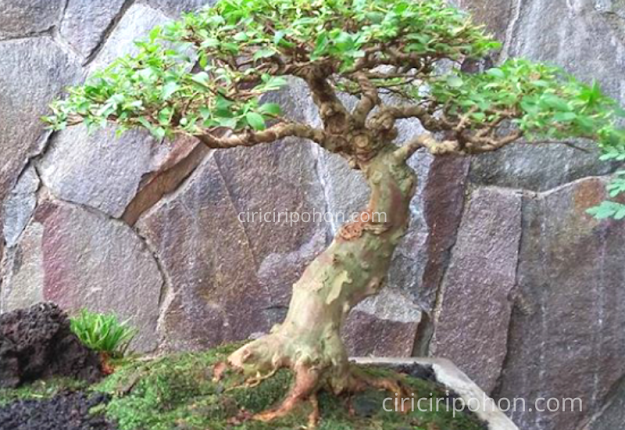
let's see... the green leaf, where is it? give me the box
[149,26,161,42]
[137,117,153,130]
[200,38,220,49]
[616,206,625,220]
[273,30,286,45]
[542,95,570,111]
[245,112,265,130]
[258,103,281,116]
[253,48,275,60]
[216,117,238,128]
[365,11,385,23]
[446,75,463,88]
[153,127,166,140]
[191,72,210,87]
[486,68,505,78]
[199,106,211,119]
[221,42,239,53]
[233,32,248,41]
[215,95,233,111]
[158,107,173,125]
[161,81,179,100]
[471,112,486,121]
[553,111,577,122]
[587,201,625,219]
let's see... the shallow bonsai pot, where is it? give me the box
[351,357,519,430]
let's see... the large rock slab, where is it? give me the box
[495,178,625,430]
[1,199,164,352]
[0,0,63,39]
[88,3,170,72]
[137,141,328,351]
[122,136,210,225]
[0,223,45,312]
[2,165,40,248]
[0,37,81,211]
[431,187,522,394]
[456,0,516,41]
[507,0,625,97]
[343,288,422,357]
[412,155,470,311]
[469,142,620,192]
[146,0,216,17]
[60,0,127,59]
[41,0,207,222]
[580,376,625,430]
[38,124,166,218]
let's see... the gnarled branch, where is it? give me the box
[396,128,525,161]
[351,72,380,128]
[196,121,345,153]
[302,67,351,135]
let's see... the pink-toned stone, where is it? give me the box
[432,187,522,394]
[2,199,163,352]
[496,178,625,430]
[137,140,327,351]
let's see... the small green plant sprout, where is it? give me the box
[70,309,137,358]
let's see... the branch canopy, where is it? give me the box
[44,0,624,163]
[424,59,625,152]
[44,0,498,141]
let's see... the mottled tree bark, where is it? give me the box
[226,144,416,420]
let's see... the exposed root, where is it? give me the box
[254,364,320,422]
[100,352,115,376]
[214,340,414,427]
[339,366,413,413]
[308,393,320,428]
[362,374,411,413]
[244,368,279,388]
[213,361,228,382]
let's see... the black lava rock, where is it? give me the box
[0,390,116,430]
[0,302,103,388]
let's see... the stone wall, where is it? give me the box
[0,1,624,429]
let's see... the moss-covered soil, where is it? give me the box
[0,343,485,430]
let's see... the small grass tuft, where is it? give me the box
[70,309,137,358]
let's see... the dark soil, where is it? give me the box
[0,390,116,430]
[0,302,103,388]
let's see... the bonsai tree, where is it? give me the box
[46,0,624,423]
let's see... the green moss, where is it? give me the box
[92,343,484,430]
[1,343,485,430]
[0,377,88,407]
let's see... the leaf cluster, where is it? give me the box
[426,58,625,147]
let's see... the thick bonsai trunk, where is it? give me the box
[226,146,416,420]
